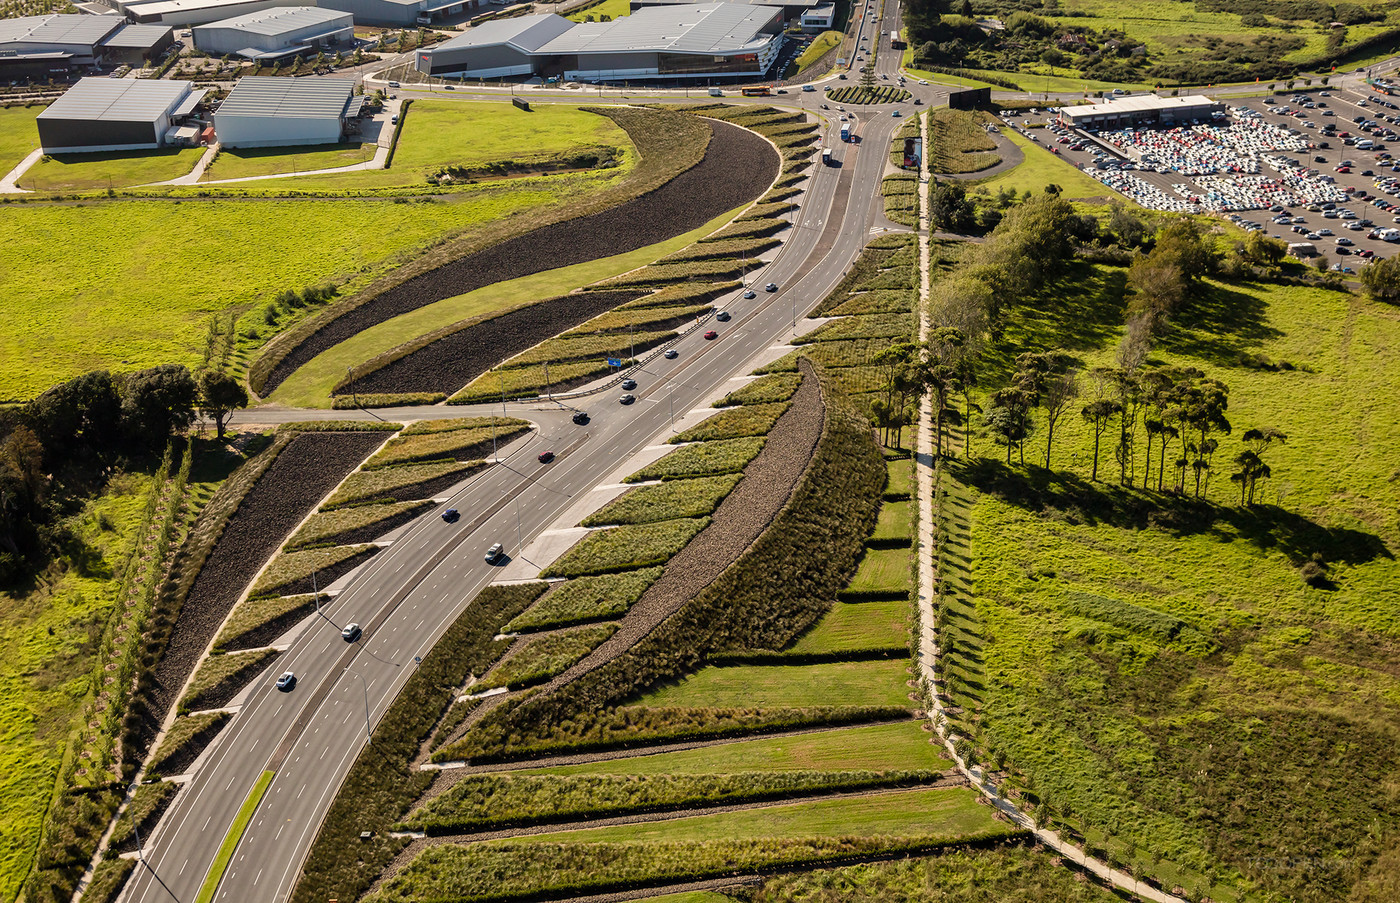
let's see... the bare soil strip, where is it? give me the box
[263,120,779,394]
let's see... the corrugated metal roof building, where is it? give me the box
[192,6,354,59]
[98,23,176,64]
[120,0,293,28]
[1057,94,1224,130]
[213,76,359,147]
[0,14,127,75]
[415,13,574,78]
[37,77,202,152]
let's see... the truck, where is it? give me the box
[708,87,723,96]
[890,30,903,48]
[840,122,851,142]
[821,146,833,165]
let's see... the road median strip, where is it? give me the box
[194,769,275,903]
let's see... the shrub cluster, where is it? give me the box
[506,570,661,633]
[179,648,279,713]
[625,437,766,482]
[581,476,742,527]
[474,623,618,691]
[145,711,231,777]
[540,517,711,578]
[715,373,802,407]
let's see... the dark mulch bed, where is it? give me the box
[137,432,386,753]
[265,119,779,394]
[341,291,638,397]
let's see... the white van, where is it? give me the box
[709,87,724,96]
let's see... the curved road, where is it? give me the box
[120,5,913,902]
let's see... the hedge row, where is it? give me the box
[289,582,547,903]
[332,392,445,409]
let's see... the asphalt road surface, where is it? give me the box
[122,19,911,903]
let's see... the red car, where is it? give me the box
[704,330,719,340]
[538,451,555,463]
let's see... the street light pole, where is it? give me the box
[344,668,372,742]
[129,782,144,861]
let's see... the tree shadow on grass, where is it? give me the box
[1158,280,1285,368]
[954,458,1393,571]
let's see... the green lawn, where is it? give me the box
[20,146,204,191]
[884,456,913,498]
[842,548,911,598]
[791,30,842,76]
[269,205,745,407]
[974,131,1119,202]
[951,272,1400,902]
[262,100,634,192]
[0,474,153,901]
[637,660,913,709]
[0,106,41,176]
[0,191,581,402]
[870,500,912,544]
[530,721,949,776]
[504,786,1006,845]
[568,0,630,20]
[201,142,375,182]
[785,600,910,656]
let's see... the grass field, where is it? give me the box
[201,143,375,182]
[568,0,629,20]
[791,30,842,76]
[19,147,204,191]
[870,500,912,544]
[638,660,913,709]
[0,106,41,175]
[784,600,910,656]
[244,101,635,192]
[530,721,950,776]
[0,473,153,901]
[0,194,575,402]
[948,269,1400,902]
[842,548,911,598]
[269,206,744,408]
[505,787,1005,845]
[927,109,1000,175]
[974,131,1117,202]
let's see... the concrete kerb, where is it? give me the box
[910,108,1187,903]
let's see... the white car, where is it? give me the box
[1336,236,1354,245]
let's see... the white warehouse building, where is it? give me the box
[417,3,785,81]
[116,0,295,27]
[192,7,354,60]
[213,76,362,147]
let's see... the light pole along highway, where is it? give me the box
[123,35,915,903]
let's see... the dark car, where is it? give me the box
[764,282,778,292]
[620,393,636,404]
[621,378,637,390]
[716,311,731,321]
[572,411,589,425]
[704,330,719,340]
[538,450,555,463]
[441,508,460,523]
[276,671,297,691]
[341,623,361,643]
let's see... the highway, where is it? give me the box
[121,5,913,901]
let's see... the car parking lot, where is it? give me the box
[1013,84,1400,269]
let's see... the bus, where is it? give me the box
[821,146,833,165]
[741,86,771,96]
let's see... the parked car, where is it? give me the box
[441,508,460,523]
[538,450,555,463]
[484,543,505,563]
[341,623,361,642]
[276,671,297,691]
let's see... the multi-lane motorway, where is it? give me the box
[121,8,914,901]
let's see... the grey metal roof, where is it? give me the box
[537,3,778,55]
[100,23,173,48]
[38,77,195,122]
[198,6,350,37]
[123,0,286,19]
[0,14,123,47]
[1060,94,1220,118]
[430,13,575,54]
[632,0,821,10]
[216,76,353,119]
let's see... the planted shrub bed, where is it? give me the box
[506,328,674,368]
[505,569,662,633]
[437,704,912,763]
[826,85,911,104]
[262,116,778,395]
[331,392,446,409]
[625,437,767,482]
[598,259,745,288]
[179,649,279,713]
[367,419,529,468]
[289,582,546,903]
[400,770,943,835]
[670,402,789,443]
[145,711,231,777]
[474,623,619,691]
[250,544,380,598]
[139,430,386,754]
[581,475,742,527]
[541,517,711,578]
[826,291,914,317]
[657,236,780,264]
[108,781,178,853]
[450,360,615,404]
[81,859,135,903]
[568,303,712,334]
[287,500,432,549]
[615,281,738,310]
[337,291,641,398]
[795,314,917,345]
[325,460,484,508]
[215,593,322,652]
[716,373,802,407]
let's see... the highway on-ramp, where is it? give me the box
[121,42,910,903]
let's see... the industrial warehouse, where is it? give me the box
[35,77,205,152]
[0,14,172,77]
[192,6,354,59]
[211,76,362,147]
[1056,94,1224,130]
[417,2,785,81]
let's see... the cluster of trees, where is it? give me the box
[0,366,248,584]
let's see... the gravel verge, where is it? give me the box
[139,432,387,750]
[265,120,779,395]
